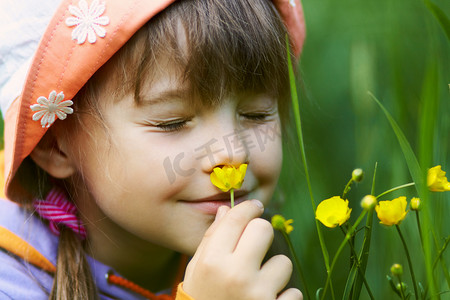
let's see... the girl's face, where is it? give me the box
[68,63,283,255]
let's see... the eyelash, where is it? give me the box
[156,120,188,132]
[242,113,271,122]
[153,113,271,132]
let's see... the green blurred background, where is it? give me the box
[0,0,447,298]
[276,0,449,298]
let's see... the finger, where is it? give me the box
[188,205,230,268]
[259,255,293,294]
[200,199,265,254]
[234,218,274,268]
[277,288,303,300]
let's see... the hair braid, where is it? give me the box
[49,228,98,299]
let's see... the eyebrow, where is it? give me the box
[138,88,191,106]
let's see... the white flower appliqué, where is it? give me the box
[65,0,110,44]
[30,91,74,128]
[289,0,296,7]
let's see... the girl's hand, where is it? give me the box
[183,200,302,300]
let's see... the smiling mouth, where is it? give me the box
[180,190,251,214]
[193,190,250,202]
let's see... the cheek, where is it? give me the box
[249,121,283,185]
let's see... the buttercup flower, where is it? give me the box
[427,165,450,192]
[30,91,74,128]
[210,164,248,192]
[65,0,110,44]
[315,196,352,228]
[271,215,294,234]
[375,196,408,226]
[410,197,421,211]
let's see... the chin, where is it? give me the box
[172,239,201,257]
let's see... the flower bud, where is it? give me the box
[391,263,403,276]
[361,195,377,210]
[410,197,421,211]
[396,282,407,293]
[271,215,294,234]
[352,168,364,182]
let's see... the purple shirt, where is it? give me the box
[0,198,172,299]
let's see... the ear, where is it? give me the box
[30,129,76,179]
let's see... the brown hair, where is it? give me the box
[41,0,294,297]
[73,0,292,124]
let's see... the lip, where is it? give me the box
[181,190,251,215]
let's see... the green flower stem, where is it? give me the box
[339,227,375,300]
[432,235,450,287]
[376,182,415,199]
[352,163,377,299]
[432,235,450,269]
[396,225,419,300]
[415,211,424,247]
[286,36,333,298]
[230,188,234,208]
[320,210,367,300]
[281,231,311,300]
[342,178,354,200]
[396,275,407,300]
[351,163,376,300]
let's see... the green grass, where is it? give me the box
[277,0,450,298]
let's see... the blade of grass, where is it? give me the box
[368,92,424,195]
[369,92,437,298]
[418,58,443,297]
[423,0,450,40]
[342,265,357,300]
[286,36,333,298]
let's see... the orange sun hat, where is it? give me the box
[2,0,306,200]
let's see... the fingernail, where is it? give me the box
[251,199,264,210]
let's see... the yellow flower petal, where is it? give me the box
[427,165,450,192]
[315,196,352,228]
[375,196,408,226]
[210,168,229,192]
[210,164,248,192]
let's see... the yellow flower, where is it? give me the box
[210,164,248,192]
[427,165,450,192]
[271,215,294,234]
[315,196,352,228]
[375,196,408,226]
[410,197,421,211]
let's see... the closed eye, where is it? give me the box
[156,120,189,132]
[244,113,269,120]
[241,112,274,122]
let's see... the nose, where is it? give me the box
[196,123,250,173]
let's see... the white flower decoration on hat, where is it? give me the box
[289,0,296,7]
[65,0,110,44]
[30,91,74,128]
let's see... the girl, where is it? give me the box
[0,0,305,299]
